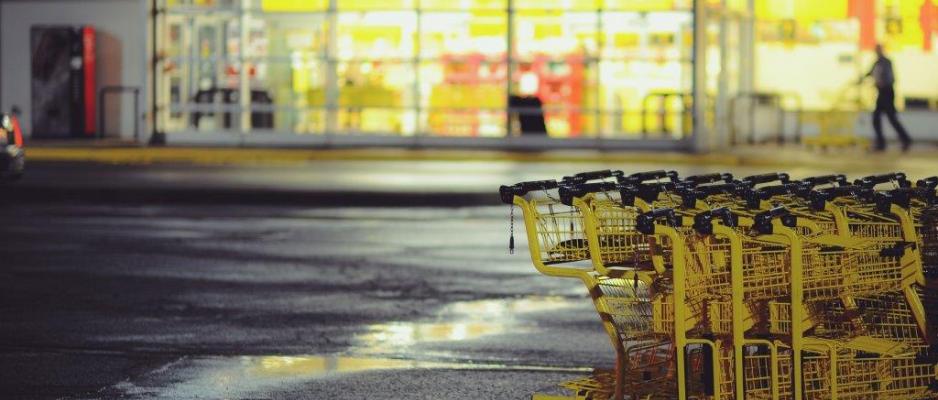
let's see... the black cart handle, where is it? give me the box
[753,206,797,234]
[742,172,790,187]
[616,184,654,206]
[626,170,680,184]
[912,186,938,205]
[756,184,800,198]
[690,182,742,197]
[637,208,681,234]
[562,169,625,184]
[693,207,739,235]
[744,184,796,209]
[917,177,938,190]
[683,173,734,187]
[879,241,915,258]
[809,186,873,211]
[680,182,742,208]
[558,181,619,206]
[855,172,910,188]
[499,180,559,204]
[802,174,848,188]
[874,189,913,214]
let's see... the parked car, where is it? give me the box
[0,107,25,181]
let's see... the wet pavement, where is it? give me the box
[6,158,937,399]
[17,145,938,208]
[0,204,606,399]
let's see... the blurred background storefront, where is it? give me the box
[3,0,937,149]
[154,0,722,149]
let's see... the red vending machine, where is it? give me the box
[30,25,96,138]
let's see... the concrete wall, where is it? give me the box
[0,0,146,140]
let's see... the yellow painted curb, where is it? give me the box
[24,146,934,174]
[26,147,743,167]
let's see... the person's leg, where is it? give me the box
[872,88,890,151]
[886,110,911,146]
[872,109,885,151]
[880,87,912,150]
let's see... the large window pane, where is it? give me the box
[337,61,416,134]
[601,0,691,12]
[421,0,505,11]
[421,61,507,137]
[248,13,328,133]
[597,11,692,138]
[419,11,507,59]
[336,11,416,60]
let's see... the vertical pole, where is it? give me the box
[239,0,251,134]
[692,0,709,153]
[134,88,141,141]
[413,2,422,137]
[325,0,339,139]
[740,0,756,146]
[150,0,165,144]
[505,0,514,138]
[716,0,729,150]
[741,0,755,102]
[594,4,602,141]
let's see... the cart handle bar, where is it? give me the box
[558,181,619,206]
[624,170,680,185]
[561,169,625,184]
[754,206,798,234]
[683,173,734,186]
[917,176,938,190]
[743,182,811,209]
[876,187,938,212]
[802,174,848,188]
[559,179,681,206]
[809,186,875,211]
[499,180,559,204]
[742,172,791,187]
[637,208,681,234]
[855,172,911,188]
[679,182,745,208]
[693,207,740,235]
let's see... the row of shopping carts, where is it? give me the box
[500,170,938,400]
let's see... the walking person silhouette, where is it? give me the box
[859,44,912,152]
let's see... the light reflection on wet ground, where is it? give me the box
[355,296,576,355]
[106,296,588,399]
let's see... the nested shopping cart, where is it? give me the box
[501,170,686,400]
[505,170,760,400]
[799,338,937,400]
[560,173,890,400]
[502,170,938,400]
[637,203,936,400]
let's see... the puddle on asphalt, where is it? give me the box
[354,296,577,353]
[112,353,592,399]
[111,296,585,399]
[254,355,464,376]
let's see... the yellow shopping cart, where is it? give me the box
[502,170,938,400]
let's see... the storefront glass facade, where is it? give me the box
[153,0,938,147]
[155,0,708,143]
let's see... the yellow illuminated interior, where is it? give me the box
[159,0,938,137]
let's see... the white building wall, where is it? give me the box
[0,0,147,140]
